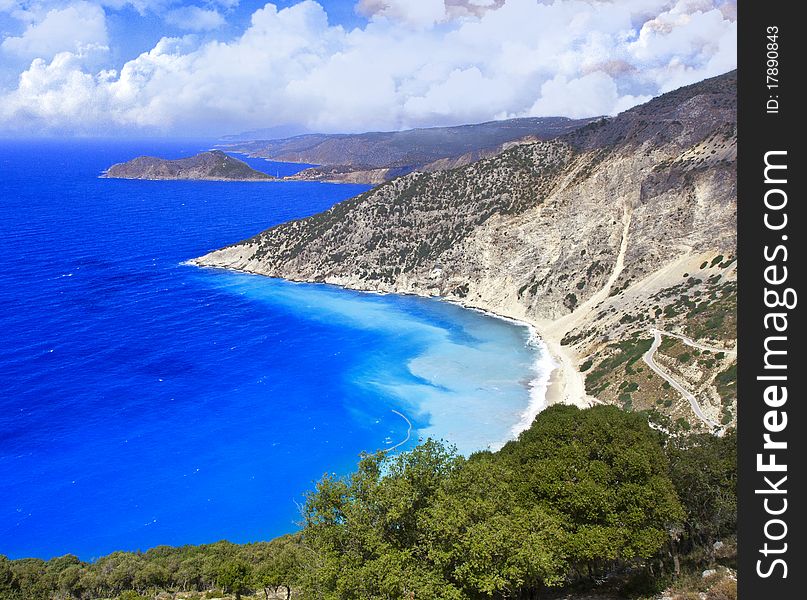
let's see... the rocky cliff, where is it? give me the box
[103,150,273,181]
[194,71,737,430]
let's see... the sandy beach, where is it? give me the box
[444,295,594,413]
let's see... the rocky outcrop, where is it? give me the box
[103,150,273,181]
[194,71,737,429]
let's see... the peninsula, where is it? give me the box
[193,71,738,432]
[102,150,273,181]
[223,116,600,184]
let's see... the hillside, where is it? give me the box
[224,117,598,183]
[103,150,273,181]
[193,71,737,431]
[0,407,738,600]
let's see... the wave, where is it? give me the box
[439,302,556,450]
[512,330,557,440]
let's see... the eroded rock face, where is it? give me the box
[194,71,737,427]
[103,150,273,181]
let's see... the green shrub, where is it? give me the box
[716,364,737,400]
[706,578,737,600]
[676,417,691,431]
[620,568,670,597]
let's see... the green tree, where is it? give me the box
[498,405,684,581]
[424,455,567,597]
[176,555,205,592]
[301,441,464,599]
[0,555,14,597]
[10,558,52,600]
[98,551,139,594]
[77,568,104,600]
[56,564,84,599]
[132,561,169,594]
[301,407,687,598]
[253,538,303,600]
[666,429,737,556]
[217,559,251,600]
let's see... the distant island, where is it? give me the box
[102,150,274,181]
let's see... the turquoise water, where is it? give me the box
[0,140,550,559]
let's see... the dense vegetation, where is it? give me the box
[1,406,736,600]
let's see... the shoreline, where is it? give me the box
[441,300,564,439]
[186,261,591,443]
[447,298,592,414]
[98,175,280,182]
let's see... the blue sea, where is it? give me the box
[0,140,551,560]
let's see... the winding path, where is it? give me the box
[642,329,721,428]
[654,329,736,356]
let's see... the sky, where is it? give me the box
[0,0,736,137]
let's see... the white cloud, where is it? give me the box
[528,71,652,118]
[1,2,108,60]
[444,0,504,18]
[355,0,447,27]
[165,6,226,31]
[205,0,240,8]
[0,0,737,136]
[628,0,737,93]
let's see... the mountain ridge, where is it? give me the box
[223,116,600,184]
